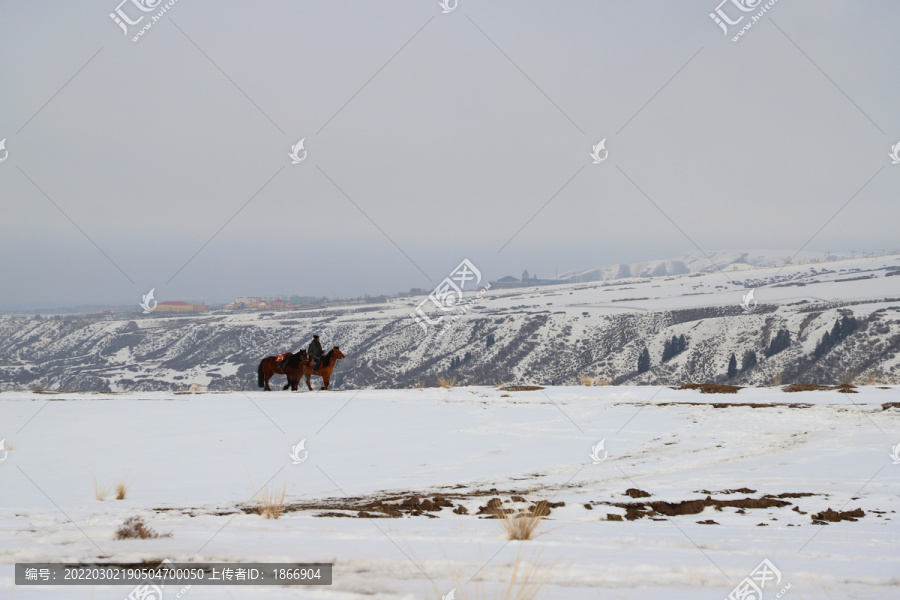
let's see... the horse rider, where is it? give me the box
[308,334,324,370]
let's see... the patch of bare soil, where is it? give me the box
[694,488,756,495]
[625,488,651,498]
[498,385,545,392]
[783,383,858,394]
[811,508,865,524]
[610,495,792,521]
[658,401,812,409]
[672,383,742,394]
[882,402,900,411]
[260,489,562,519]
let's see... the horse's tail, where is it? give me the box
[257,360,265,388]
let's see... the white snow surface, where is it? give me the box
[1,385,899,598]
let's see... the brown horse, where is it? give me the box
[258,350,308,391]
[300,346,345,390]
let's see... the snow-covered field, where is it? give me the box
[2,385,898,598]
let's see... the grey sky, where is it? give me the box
[1,0,898,310]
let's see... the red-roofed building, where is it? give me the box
[155,301,208,314]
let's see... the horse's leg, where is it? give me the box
[322,371,330,390]
[305,372,312,391]
[264,372,271,391]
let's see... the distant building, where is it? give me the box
[155,301,208,314]
[225,296,295,310]
[490,270,557,289]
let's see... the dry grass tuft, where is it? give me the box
[114,479,130,500]
[773,373,783,386]
[438,375,457,389]
[255,482,287,519]
[115,516,171,540]
[595,377,609,386]
[580,374,594,386]
[93,476,112,501]
[494,507,544,541]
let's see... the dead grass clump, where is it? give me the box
[115,479,130,500]
[93,476,113,501]
[438,375,457,389]
[580,374,595,386]
[255,482,287,519]
[498,385,544,392]
[595,377,609,386]
[672,383,742,394]
[773,373,783,386]
[494,508,544,541]
[115,516,171,540]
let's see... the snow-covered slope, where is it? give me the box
[1,254,899,392]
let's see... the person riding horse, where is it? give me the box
[308,335,324,370]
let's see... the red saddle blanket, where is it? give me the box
[276,353,288,362]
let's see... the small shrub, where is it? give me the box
[115,516,171,540]
[580,374,594,386]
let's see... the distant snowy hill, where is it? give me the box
[1,253,898,391]
[555,249,855,282]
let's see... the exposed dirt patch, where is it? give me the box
[498,385,545,392]
[783,383,858,393]
[672,383,742,394]
[697,519,719,525]
[658,401,812,409]
[812,507,865,524]
[610,495,791,521]
[694,488,756,495]
[625,488,651,498]
[882,402,900,411]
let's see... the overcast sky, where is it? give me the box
[1,0,898,310]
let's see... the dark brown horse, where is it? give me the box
[300,346,345,390]
[258,350,308,391]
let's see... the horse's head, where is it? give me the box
[332,346,345,360]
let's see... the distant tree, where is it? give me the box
[727,353,738,378]
[813,315,857,360]
[661,334,689,362]
[765,329,791,357]
[741,349,758,371]
[637,347,651,374]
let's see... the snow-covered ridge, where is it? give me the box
[0,254,898,392]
